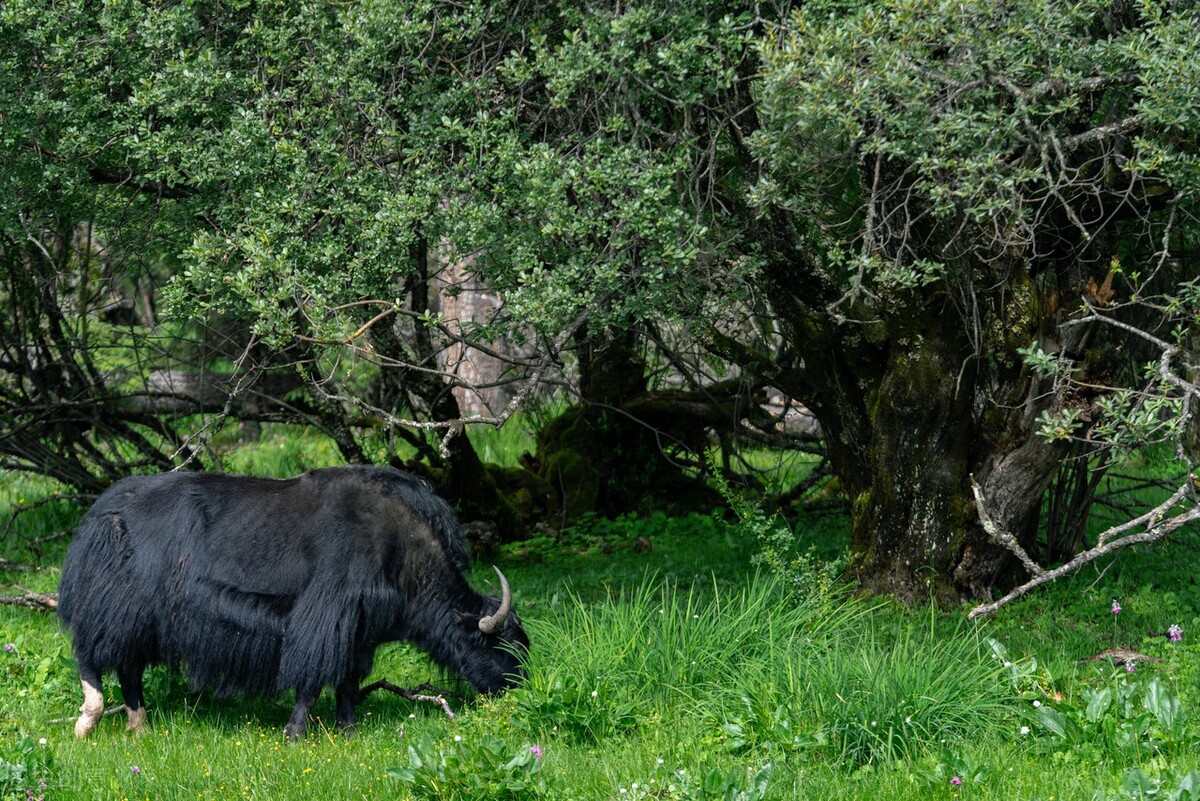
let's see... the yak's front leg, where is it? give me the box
[284,691,318,741]
[334,678,358,737]
[334,649,375,737]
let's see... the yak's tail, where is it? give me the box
[58,508,152,667]
[58,508,149,738]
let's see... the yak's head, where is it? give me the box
[453,566,529,694]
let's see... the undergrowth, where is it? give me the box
[3,439,1200,799]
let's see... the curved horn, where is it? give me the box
[478,566,512,635]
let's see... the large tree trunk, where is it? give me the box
[843,326,1067,602]
[846,313,978,602]
[430,248,532,417]
[763,254,1075,602]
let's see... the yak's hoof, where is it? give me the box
[75,680,105,739]
[126,706,147,733]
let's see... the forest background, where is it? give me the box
[3,1,1200,797]
[2,0,1199,601]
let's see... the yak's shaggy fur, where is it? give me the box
[57,465,528,738]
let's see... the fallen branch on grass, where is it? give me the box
[48,705,126,725]
[357,680,461,719]
[0,586,58,611]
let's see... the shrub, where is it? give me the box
[387,732,544,801]
[0,734,51,801]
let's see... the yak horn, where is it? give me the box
[478,566,512,635]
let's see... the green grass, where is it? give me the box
[4,442,1200,800]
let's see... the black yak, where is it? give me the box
[57,465,528,739]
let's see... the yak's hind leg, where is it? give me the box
[117,666,147,733]
[334,649,376,737]
[74,664,105,739]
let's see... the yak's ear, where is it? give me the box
[454,611,480,627]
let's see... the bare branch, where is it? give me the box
[0,586,58,611]
[1060,116,1142,151]
[357,679,459,718]
[969,474,1046,577]
[308,292,604,459]
[969,478,1200,619]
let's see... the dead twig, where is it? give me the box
[0,586,58,611]
[48,705,127,725]
[357,679,460,719]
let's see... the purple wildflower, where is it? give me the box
[3,643,15,653]
[950,776,962,786]
[1125,659,1137,673]
[1168,624,1183,642]
[130,765,141,776]
[1111,599,1122,615]
[530,744,543,758]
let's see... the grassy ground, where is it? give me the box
[2,438,1200,800]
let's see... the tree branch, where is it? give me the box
[968,478,1200,619]
[0,586,58,611]
[357,679,459,718]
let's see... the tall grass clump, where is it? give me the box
[803,625,1014,764]
[722,619,1015,767]
[512,574,869,742]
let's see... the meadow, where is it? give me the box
[2,427,1200,800]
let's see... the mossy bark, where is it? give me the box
[762,254,1069,602]
[532,326,722,523]
[848,321,977,603]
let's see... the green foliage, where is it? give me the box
[708,452,845,602]
[1105,768,1200,801]
[1028,674,1192,762]
[388,732,544,801]
[0,734,51,801]
[512,671,641,743]
[619,761,773,801]
[216,425,345,478]
[0,636,75,713]
[757,0,1200,226]
[910,746,991,791]
[0,474,78,560]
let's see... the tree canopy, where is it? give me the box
[2,0,1198,605]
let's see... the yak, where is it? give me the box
[57,465,529,739]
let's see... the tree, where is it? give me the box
[747,0,1200,599]
[4,0,1197,602]
[0,0,355,491]
[424,0,1199,598]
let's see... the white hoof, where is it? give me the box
[126,705,147,733]
[74,679,104,739]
